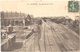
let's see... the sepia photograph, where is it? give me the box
[0,0,80,52]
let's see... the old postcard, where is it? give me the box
[0,0,80,52]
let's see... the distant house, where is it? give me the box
[74,16,80,26]
[25,14,33,26]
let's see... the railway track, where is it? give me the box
[43,21,61,52]
[23,29,42,52]
[60,24,79,50]
[44,22,52,52]
[23,20,79,52]
[50,22,79,52]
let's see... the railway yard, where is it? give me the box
[6,20,79,52]
[1,1,80,52]
[1,18,80,52]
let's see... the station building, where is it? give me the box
[1,11,33,29]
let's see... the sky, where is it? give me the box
[0,0,80,20]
